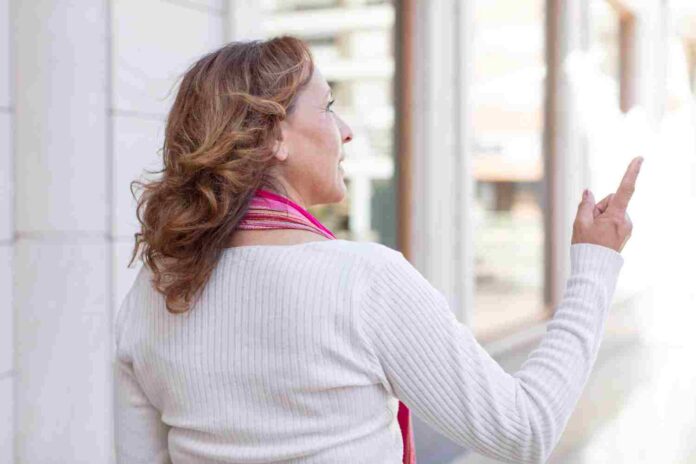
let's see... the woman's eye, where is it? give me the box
[327,99,335,112]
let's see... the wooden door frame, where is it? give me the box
[394,0,414,260]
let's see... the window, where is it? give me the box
[470,0,547,339]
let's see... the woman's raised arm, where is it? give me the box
[357,242,623,464]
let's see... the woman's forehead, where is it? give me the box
[309,68,330,95]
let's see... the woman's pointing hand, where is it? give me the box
[571,156,644,253]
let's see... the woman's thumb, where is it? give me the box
[577,188,595,223]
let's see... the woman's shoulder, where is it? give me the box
[113,264,151,358]
[329,239,405,270]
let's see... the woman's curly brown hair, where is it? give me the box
[128,36,315,314]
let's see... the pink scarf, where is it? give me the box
[236,187,417,464]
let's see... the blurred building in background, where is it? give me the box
[1,0,696,463]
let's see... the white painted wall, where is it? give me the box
[5,0,227,462]
[0,0,13,460]
[13,0,110,461]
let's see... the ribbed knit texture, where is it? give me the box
[114,239,624,464]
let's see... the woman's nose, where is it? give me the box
[338,116,353,143]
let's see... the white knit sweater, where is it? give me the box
[113,239,624,464]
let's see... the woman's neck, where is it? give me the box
[226,228,330,248]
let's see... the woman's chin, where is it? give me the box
[332,176,347,202]
[334,184,347,202]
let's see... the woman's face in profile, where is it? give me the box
[275,67,353,206]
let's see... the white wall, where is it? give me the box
[0,0,13,461]
[13,0,110,461]
[6,0,227,462]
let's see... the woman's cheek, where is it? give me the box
[322,125,339,154]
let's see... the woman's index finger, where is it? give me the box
[611,157,643,212]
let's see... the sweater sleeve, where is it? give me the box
[113,271,172,464]
[357,243,624,464]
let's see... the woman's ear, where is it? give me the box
[272,138,289,162]
[273,120,291,162]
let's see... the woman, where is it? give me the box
[114,36,643,463]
